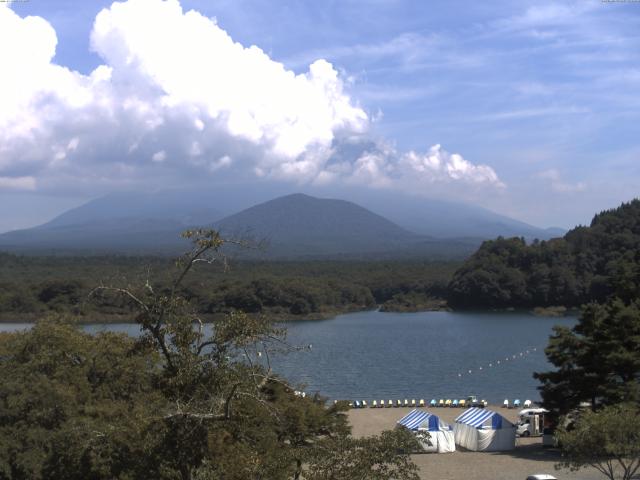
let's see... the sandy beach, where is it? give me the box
[347,405,603,480]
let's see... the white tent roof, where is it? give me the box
[455,407,512,429]
[397,409,449,431]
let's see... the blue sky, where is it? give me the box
[1,0,639,232]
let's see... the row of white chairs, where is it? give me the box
[339,398,492,409]
[351,399,425,408]
[346,399,475,409]
[503,399,532,408]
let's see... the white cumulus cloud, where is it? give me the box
[0,0,503,196]
[151,150,167,163]
[401,145,503,186]
[538,169,586,193]
[317,141,503,191]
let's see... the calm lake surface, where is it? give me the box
[1,310,576,404]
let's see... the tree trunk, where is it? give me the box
[180,464,191,480]
[294,458,302,479]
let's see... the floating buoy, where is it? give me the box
[449,344,545,379]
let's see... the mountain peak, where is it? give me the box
[279,193,315,200]
[211,193,427,257]
[0,189,559,257]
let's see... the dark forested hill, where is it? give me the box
[215,193,421,254]
[213,193,467,258]
[448,199,640,308]
[0,192,480,258]
[0,187,561,256]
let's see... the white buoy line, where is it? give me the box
[455,347,539,378]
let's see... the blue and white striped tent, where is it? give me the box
[398,410,442,431]
[397,409,455,453]
[455,407,505,429]
[453,407,515,451]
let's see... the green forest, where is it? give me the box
[1,203,639,479]
[0,254,455,322]
[3,199,640,321]
[448,199,640,309]
[0,231,422,480]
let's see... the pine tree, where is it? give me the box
[535,298,640,415]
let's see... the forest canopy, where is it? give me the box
[0,230,421,480]
[448,199,640,309]
[0,256,455,321]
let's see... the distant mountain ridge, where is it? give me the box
[214,193,421,256]
[40,190,224,229]
[0,189,564,258]
[339,191,564,239]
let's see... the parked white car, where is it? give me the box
[517,422,532,437]
[526,475,557,480]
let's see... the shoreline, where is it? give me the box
[0,303,578,324]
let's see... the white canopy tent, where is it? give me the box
[453,407,516,451]
[397,409,455,453]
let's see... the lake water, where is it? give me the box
[0,310,575,404]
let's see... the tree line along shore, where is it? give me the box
[0,255,455,322]
[1,200,639,323]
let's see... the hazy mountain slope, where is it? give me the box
[38,186,564,241]
[0,218,189,254]
[0,192,430,256]
[338,191,565,240]
[544,227,568,237]
[214,193,425,257]
[0,187,564,256]
[41,190,224,229]
[0,190,227,253]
